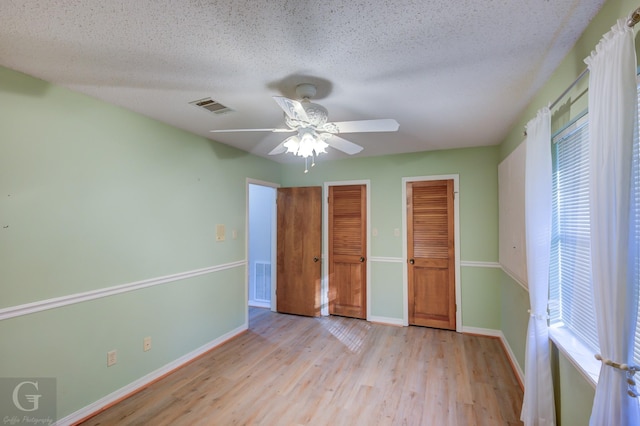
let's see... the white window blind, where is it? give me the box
[550,114,600,354]
[550,81,640,367]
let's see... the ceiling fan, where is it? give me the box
[210,83,399,171]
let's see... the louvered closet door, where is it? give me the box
[407,180,456,330]
[328,185,367,319]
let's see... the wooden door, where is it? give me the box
[328,185,367,319]
[407,179,456,330]
[276,186,322,317]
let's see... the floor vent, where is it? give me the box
[253,262,271,302]
[189,97,233,115]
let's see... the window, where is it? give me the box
[549,81,640,372]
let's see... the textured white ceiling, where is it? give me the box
[0,0,606,163]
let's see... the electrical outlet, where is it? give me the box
[107,350,117,367]
[143,336,151,352]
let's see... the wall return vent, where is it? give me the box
[189,97,233,115]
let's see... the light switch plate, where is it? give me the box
[107,350,117,367]
[216,224,225,241]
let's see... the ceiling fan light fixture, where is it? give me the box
[313,139,328,155]
[283,135,300,154]
[297,131,316,158]
[294,128,328,158]
[282,128,329,170]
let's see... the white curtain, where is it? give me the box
[585,19,640,426]
[521,107,555,425]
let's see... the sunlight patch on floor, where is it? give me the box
[320,317,371,353]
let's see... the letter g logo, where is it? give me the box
[12,381,42,412]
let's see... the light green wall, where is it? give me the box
[281,146,501,325]
[500,271,529,370]
[0,66,281,419]
[461,266,502,330]
[498,0,640,423]
[552,346,596,426]
[0,66,280,306]
[369,262,404,319]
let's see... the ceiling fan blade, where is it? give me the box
[210,128,293,133]
[268,141,288,156]
[326,119,399,134]
[272,96,309,122]
[326,135,363,155]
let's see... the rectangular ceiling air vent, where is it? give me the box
[189,97,233,115]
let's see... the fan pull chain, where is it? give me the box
[304,157,309,174]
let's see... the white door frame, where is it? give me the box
[323,180,371,319]
[401,175,461,331]
[246,178,280,323]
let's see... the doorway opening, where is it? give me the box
[247,181,277,311]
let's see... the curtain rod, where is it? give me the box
[547,6,640,110]
[548,67,588,110]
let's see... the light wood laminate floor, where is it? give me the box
[81,308,523,425]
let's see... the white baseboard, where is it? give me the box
[369,316,404,326]
[462,326,524,386]
[461,326,502,337]
[498,330,524,386]
[57,323,248,426]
